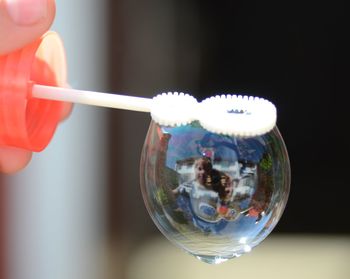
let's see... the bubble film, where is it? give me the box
[140,121,290,264]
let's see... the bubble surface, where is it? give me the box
[140,121,290,264]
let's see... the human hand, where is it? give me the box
[0,0,70,173]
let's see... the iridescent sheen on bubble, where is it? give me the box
[140,121,290,264]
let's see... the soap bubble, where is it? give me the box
[140,121,290,264]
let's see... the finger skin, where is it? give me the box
[0,0,56,173]
[0,147,32,174]
[0,0,56,55]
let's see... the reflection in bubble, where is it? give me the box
[140,121,290,264]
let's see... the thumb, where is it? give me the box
[0,0,56,54]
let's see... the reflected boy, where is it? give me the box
[173,157,220,223]
[194,157,212,187]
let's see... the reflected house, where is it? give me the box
[213,159,240,180]
[142,125,179,208]
[244,154,274,217]
[234,174,256,197]
[175,158,196,183]
[144,126,178,187]
[156,130,173,182]
[174,153,258,201]
[154,129,179,196]
[175,157,241,184]
[143,124,166,186]
[233,161,257,199]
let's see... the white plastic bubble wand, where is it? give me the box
[33,84,277,137]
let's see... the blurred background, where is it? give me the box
[1,0,349,278]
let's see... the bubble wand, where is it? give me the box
[32,84,277,136]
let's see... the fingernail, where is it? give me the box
[6,0,48,26]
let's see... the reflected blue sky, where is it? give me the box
[162,123,268,169]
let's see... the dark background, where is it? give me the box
[107,0,350,243]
